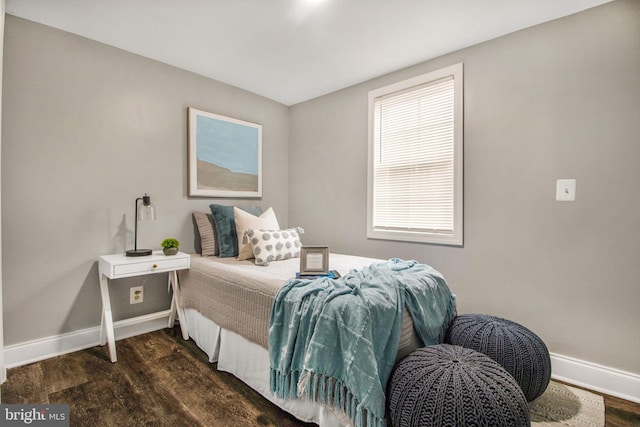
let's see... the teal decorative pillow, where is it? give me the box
[245,228,303,266]
[210,205,262,257]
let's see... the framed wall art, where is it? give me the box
[188,107,262,198]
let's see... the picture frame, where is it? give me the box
[299,246,329,275]
[188,107,262,198]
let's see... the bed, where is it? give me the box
[177,208,455,426]
[177,252,456,427]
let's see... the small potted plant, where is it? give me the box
[161,238,180,256]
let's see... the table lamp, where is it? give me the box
[126,193,156,256]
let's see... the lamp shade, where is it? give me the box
[139,195,156,221]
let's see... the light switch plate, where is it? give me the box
[556,179,576,201]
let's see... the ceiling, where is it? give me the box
[6,0,611,106]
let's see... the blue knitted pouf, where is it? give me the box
[445,313,551,401]
[388,344,530,427]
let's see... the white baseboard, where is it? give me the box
[3,315,171,370]
[3,326,639,404]
[551,352,640,403]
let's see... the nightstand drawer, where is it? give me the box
[113,257,189,276]
[99,251,191,279]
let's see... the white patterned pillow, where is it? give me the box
[244,228,303,266]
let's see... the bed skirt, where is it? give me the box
[184,307,349,427]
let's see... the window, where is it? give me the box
[367,63,463,246]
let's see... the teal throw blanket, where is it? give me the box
[269,259,456,427]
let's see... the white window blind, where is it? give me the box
[368,64,463,245]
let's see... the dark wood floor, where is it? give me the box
[2,328,640,426]
[1,328,314,426]
[591,388,640,427]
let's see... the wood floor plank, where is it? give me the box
[125,329,182,362]
[154,351,256,425]
[212,366,316,427]
[115,337,203,426]
[2,362,48,404]
[604,394,640,427]
[42,350,89,395]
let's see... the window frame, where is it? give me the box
[367,63,464,246]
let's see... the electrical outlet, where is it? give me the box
[130,286,143,304]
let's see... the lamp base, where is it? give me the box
[126,249,153,257]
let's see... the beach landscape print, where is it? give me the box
[188,107,262,197]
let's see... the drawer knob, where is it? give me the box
[152,264,158,269]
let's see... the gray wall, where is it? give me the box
[290,0,640,374]
[1,16,289,345]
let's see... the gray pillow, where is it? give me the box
[192,211,217,256]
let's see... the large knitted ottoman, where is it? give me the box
[388,344,530,427]
[445,313,551,401]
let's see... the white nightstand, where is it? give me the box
[98,250,190,362]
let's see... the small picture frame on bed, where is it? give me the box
[299,246,329,276]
